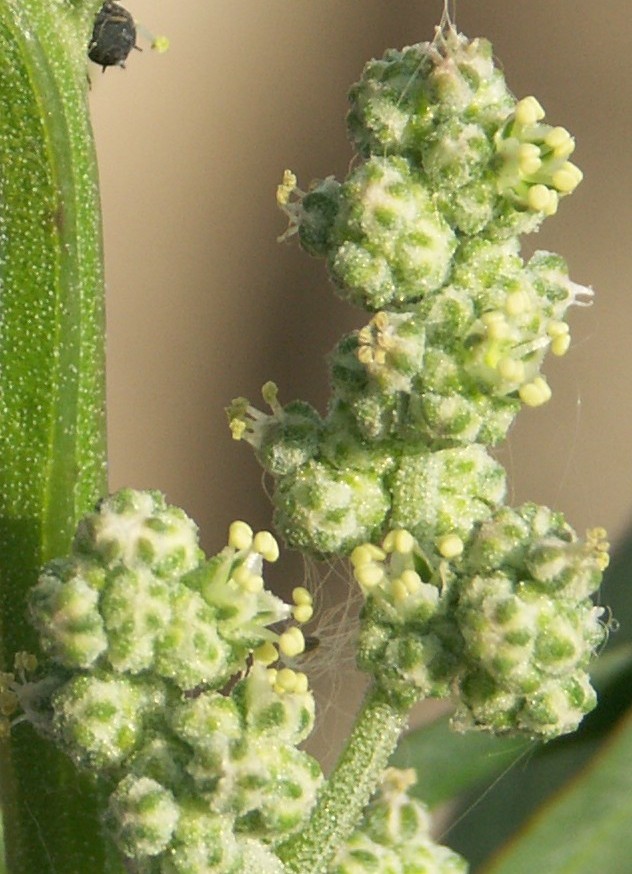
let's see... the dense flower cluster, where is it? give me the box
[351,508,608,737]
[229,26,608,739]
[230,28,591,560]
[20,489,321,872]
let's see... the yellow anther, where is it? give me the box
[438,533,464,558]
[552,163,583,193]
[514,96,545,126]
[357,346,374,365]
[266,668,278,686]
[294,672,309,695]
[292,586,312,606]
[545,126,574,157]
[253,531,279,562]
[292,603,314,624]
[355,563,386,590]
[400,569,422,593]
[596,552,610,571]
[253,641,279,665]
[373,348,387,366]
[527,184,558,215]
[261,380,280,409]
[519,376,552,407]
[351,543,385,567]
[276,170,297,206]
[547,320,569,338]
[229,418,247,440]
[391,578,409,602]
[274,667,298,694]
[383,529,414,554]
[498,357,526,383]
[151,35,170,53]
[279,627,305,658]
[228,521,253,551]
[551,333,571,356]
[373,311,389,331]
[517,143,542,175]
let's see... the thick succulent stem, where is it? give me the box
[0,1,111,870]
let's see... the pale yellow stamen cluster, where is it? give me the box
[350,542,387,591]
[357,312,392,367]
[229,521,279,566]
[291,586,314,624]
[497,96,582,216]
[519,375,552,407]
[267,666,309,695]
[276,170,305,242]
[352,530,424,603]
[587,527,610,571]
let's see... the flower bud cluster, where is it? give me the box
[231,27,593,561]
[23,489,322,870]
[330,768,467,873]
[351,507,609,738]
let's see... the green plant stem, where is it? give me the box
[276,682,408,873]
[0,1,114,871]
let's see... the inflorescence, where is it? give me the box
[17,22,610,874]
[228,26,609,739]
[18,489,322,871]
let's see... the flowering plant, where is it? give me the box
[0,4,629,873]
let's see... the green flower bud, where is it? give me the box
[170,693,242,787]
[390,446,506,549]
[228,743,322,838]
[160,806,240,874]
[74,489,203,579]
[451,503,608,737]
[154,586,232,691]
[347,32,512,160]
[298,176,343,257]
[273,459,390,556]
[101,566,171,674]
[328,156,456,309]
[461,504,608,599]
[106,774,179,858]
[227,382,323,476]
[235,662,315,745]
[51,673,167,771]
[129,734,191,792]
[28,558,107,669]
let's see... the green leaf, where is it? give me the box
[481,706,632,873]
[392,714,534,809]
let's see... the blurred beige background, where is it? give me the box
[90,1,632,755]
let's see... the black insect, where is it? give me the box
[88,2,140,72]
